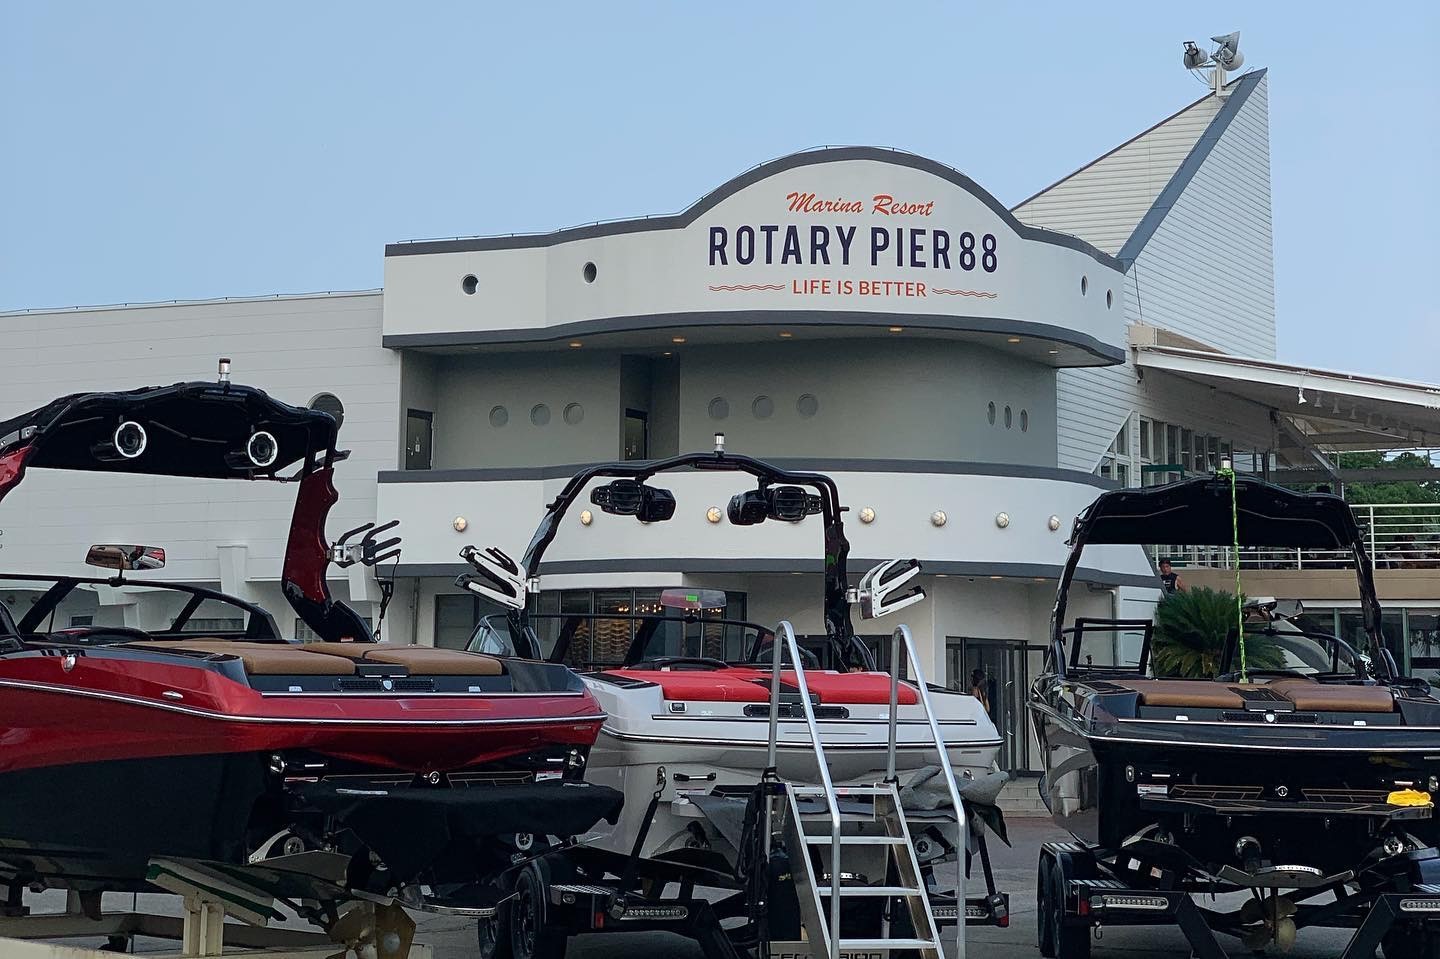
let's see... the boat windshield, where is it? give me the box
[467,612,775,670]
[1230,610,1365,678]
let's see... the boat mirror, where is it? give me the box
[660,588,726,613]
[589,480,676,523]
[85,544,167,572]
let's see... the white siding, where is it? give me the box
[1041,76,1275,472]
[1013,94,1221,255]
[0,293,397,585]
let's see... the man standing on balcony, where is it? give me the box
[1159,558,1187,594]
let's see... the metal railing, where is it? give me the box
[1155,502,1440,571]
[888,623,967,959]
[765,620,843,959]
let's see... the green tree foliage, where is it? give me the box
[1152,587,1285,679]
[1338,451,1440,505]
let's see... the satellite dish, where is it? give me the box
[1210,32,1243,70]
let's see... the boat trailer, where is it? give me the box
[482,622,1008,959]
[1038,834,1440,958]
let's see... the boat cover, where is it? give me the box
[296,780,623,880]
[1073,475,1362,549]
[606,668,920,705]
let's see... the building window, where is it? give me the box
[295,615,373,642]
[531,588,747,668]
[435,594,487,650]
[406,409,433,471]
[1098,420,1131,486]
[69,615,94,628]
[182,617,245,634]
[623,409,649,460]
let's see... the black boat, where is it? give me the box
[1029,472,1440,957]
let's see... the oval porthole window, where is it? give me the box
[488,406,509,428]
[708,397,729,420]
[461,274,479,295]
[1080,275,1089,296]
[987,402,996,425]
[1020,409,1029,432]
[752,395,774,420]
[582,262,597,284]
[796,393,819,418]
[1106,289,1114,309]
[530,404,551,426]
[563,403,584,425]
[309,393,345,431]
[1004,405,1013,429]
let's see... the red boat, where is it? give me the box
[0,369,619,911]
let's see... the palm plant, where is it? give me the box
[1152,587,1285,678]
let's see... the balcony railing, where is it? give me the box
[1156,503,1440,571]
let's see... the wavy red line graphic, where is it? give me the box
[930,288,998,298]
[707,284,786,292]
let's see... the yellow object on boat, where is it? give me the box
[1387,789,1433,807]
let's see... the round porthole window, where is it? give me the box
[488,406,509,428]
[796,393,819,418]
[563,403,584,425]
[752,395,774,420]
[582,262,597,283]
[1106,289,1114,309]
[309,393,345,431]
[530,404,551,426]
[1004,405,1013,429]
[1080,275,1089,296]
[1020,409,1029,432]
[987,402,996,425]
[708,397,729,420]
[462,274,479,295]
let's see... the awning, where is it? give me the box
[1133,343,1440,456]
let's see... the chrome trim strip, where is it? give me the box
[644,714,980,727]
[261,691,586,698]
[0,678,605,727]
[598,727,1002,750]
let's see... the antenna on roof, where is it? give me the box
[1182,31,1244,97]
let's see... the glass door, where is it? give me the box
[947,638,1037,776]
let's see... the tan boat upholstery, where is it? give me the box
[1267,679,1396,713]
[302,643,505,676]
[1118,680,1249,709]
[126,640,357,676]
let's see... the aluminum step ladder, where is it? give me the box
[762,621,965,959]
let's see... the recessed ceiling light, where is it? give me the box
[989,575,1003,580]
[568,341,582,349]
[888,326,904,333]
[663,351,672,356]
[671,336,687,344]
[1007,337,1022,344]
[779,331,793,338]
[1048,349,1061,355]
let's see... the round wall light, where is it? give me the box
[1048,515,1062,531]
[452,516,468,533]
[859,507,876,524]
[931,510,947,527]
[579,510,594,526]
[706,506,723,524]
[995,512,1011,529]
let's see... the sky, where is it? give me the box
[2,2,1437,381]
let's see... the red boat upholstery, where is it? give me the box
[302,643,506,676]
[606,668,920,705]
[127,640,357,675]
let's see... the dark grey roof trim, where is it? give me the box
[394,558,1154,590]
[1116,70,1267,268]
[382,309,1126,365]
[380,458,1117,488]
[386,146,1123,271]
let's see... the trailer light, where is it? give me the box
[1091,894,1169,912]
[1136,784,1168,797]
[1399,898,1440,913]
[617,905,689,921]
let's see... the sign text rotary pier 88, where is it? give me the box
[706,191,998,301]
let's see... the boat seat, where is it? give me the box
[301,643,505,676]
[125,640,357,676]
[1266,679,1396,713]
[1115,680,1249,709]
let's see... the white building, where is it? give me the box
[4,67,1438,776]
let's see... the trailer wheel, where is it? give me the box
[1037,849,1057,958]
[510,862,567,959]
[1383,924,1440,959]
[1048,858,1091,959]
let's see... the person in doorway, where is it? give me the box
[1159,558,1186,594]
[969,668,991,713]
